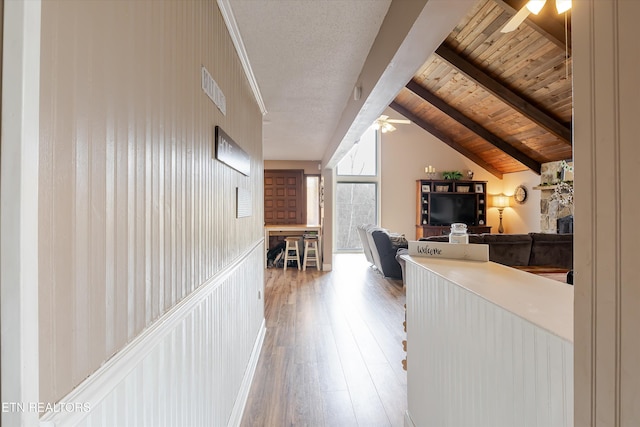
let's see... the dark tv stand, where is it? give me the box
[416,224,492,238]
[415,179,492,239]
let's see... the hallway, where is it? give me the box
[241,254,407,426]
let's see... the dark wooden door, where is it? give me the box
[264,170,304,224]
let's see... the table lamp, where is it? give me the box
[492,194,510,234]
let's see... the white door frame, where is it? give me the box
[1,1,41,425]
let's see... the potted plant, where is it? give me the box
[441,170,463,180]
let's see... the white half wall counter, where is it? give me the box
[402,256,573,427]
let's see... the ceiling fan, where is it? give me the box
[373,115,411,133]
[500,0,571,33]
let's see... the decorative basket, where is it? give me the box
[457,186,470,193]
[435,185,449,192]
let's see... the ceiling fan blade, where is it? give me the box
[387,119,411,124]
[500,6,531,33]
[378,115,389,121]
[381,123,396,133]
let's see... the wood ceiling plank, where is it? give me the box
[520,48,567,80]
[420,66,460,94]
[412,83,523,144]
[480,8,512,37]
[435,44,571,145]
[421,94,539,166]
[437,75,476,106]
[389,101,504,179]
[449,0,492,47]
[415,57,445,80]
[427,70,457,93]
[406,80,541,174]
[469,21,538,61]
[452,1,500,48]
[459,6,507,55]
[498,40,556,82]
[448,2,484,45]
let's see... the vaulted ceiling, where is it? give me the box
[390,0,573,178]
[228,0,573,177]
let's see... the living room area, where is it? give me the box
[355,107,574,285]
[249,0,635,425]
[257,0,578,423]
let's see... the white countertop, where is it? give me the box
[402,255,574,343]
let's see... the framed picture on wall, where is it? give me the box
[422,184,431,193]
[474,183,484,193]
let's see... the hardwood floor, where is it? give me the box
[241,254,407,427]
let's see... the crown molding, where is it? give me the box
[217,0,267,115]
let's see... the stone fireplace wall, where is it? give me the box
[536,161,574,233]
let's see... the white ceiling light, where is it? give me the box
[556,0,572,13]
[526,0,547,15]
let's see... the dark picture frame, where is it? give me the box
[215,126,251,176]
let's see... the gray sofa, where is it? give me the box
[417,233,573,269]
[396,233,573,285]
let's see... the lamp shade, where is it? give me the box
[556,0,571,13]
[492,194,510,209]
[526,0,547,14]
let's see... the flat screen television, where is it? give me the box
[429,193,477,226]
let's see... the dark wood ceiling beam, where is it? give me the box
[435,44,572,146]
[389,101,504,179]
[406,80,541,174]
[493,0,570,51]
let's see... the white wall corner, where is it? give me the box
[1,0,41,426]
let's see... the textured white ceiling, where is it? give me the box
[228,0,392,161]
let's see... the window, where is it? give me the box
[306,175,320,225]
[336,126,377,176]
[335,125,380,251]
[336,182,376,250]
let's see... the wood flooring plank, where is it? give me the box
[314,325,349,393]
[291,362,325,427]
[321,390,358,427]
[240,254,407,427]
[368,362,408,427]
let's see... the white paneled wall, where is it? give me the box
[40,243,265,427]
[405,261,573,427]
[38,0,264,406]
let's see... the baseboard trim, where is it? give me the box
[227,319,266,427]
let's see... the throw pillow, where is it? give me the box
[389,233,408,249]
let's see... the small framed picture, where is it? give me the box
[422,184,431,193]
[474,183,484,193]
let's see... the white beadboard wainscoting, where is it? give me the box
[40,242,265,427]
[403,256,573,427]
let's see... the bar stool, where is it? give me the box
[283,237,301,271]
[302,236,320,271]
